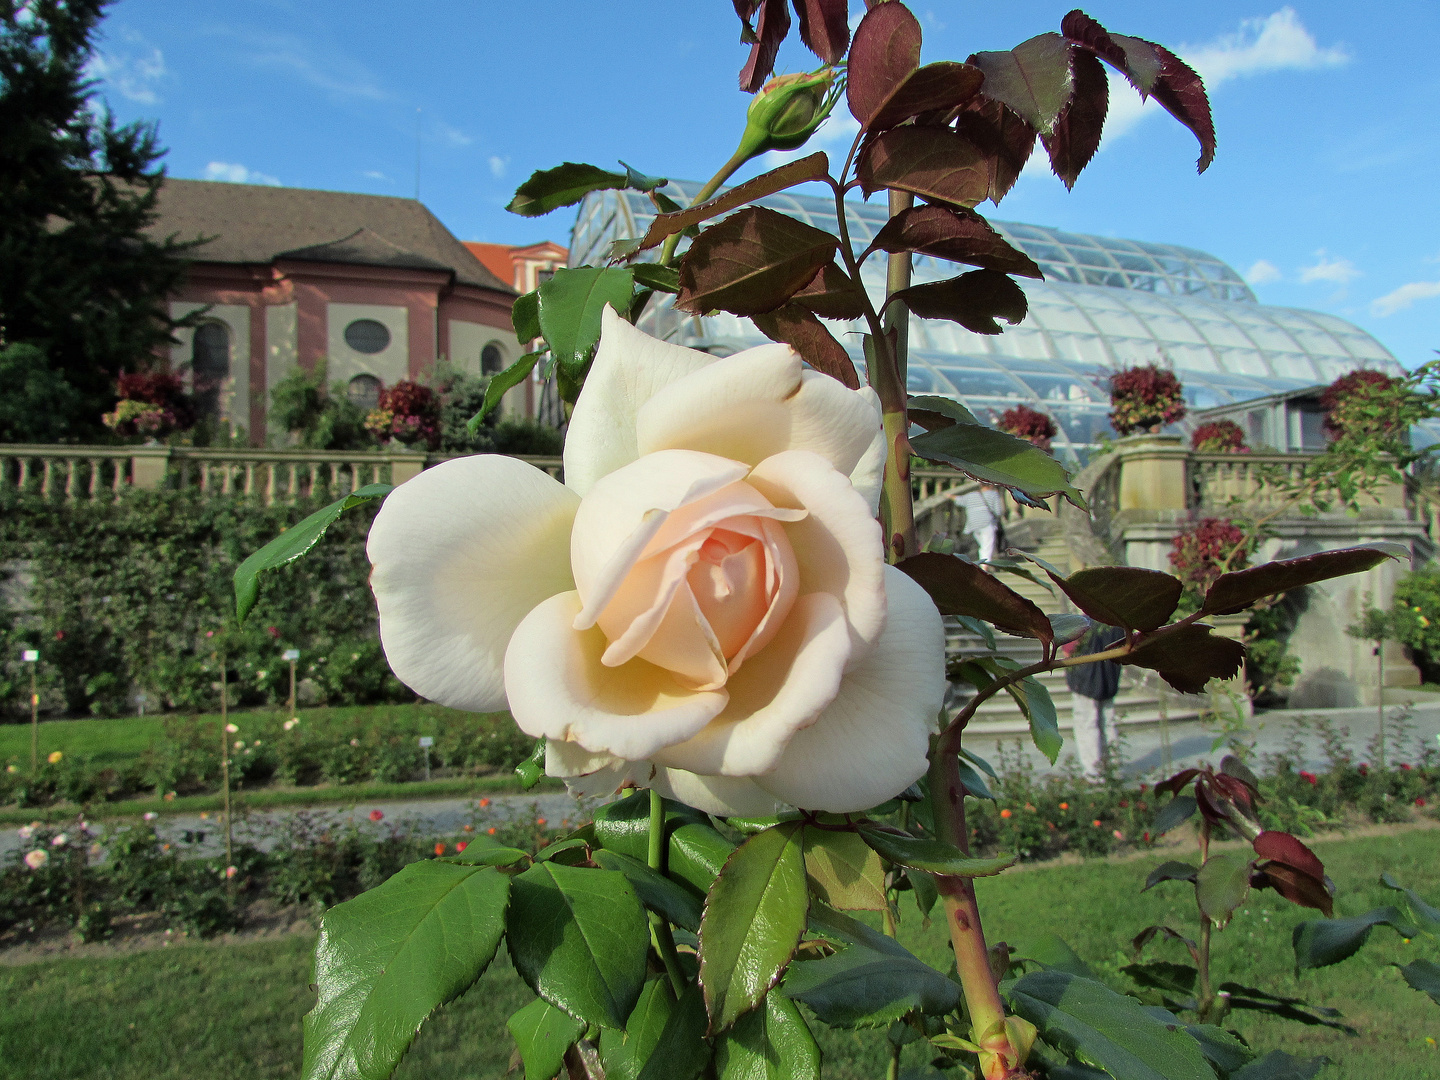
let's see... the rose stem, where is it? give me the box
[648,787,687,997]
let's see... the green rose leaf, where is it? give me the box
[536,266,636,383]
[855,823,1014,877]
[1123,625,1246,694]
[802,827,887,912]
[675,206,838,318]
[1007,970,1215,1080]
[467,351,540,434]
[785,906,960,1026]
[443,841,530,868]
[1004,674,1062,764]
[1291,906,1417,971]
[590,792,730,897]
[699,821,809,1033]
[1142,861,1198,891]
[1196,851,1252,929]
[865,205,1041,278]
[620,160,668,192]
[598,978,676,1080]
[235,483,392,624]
[507,161,628,217]
[896,552,1053,644]
[1023,933,1096,979]
[909,392,983,429]
[637,153,830,250]
[1397,959,1440,1005]
[1180,1022,1254,1076]
[954,754,995,801]
[635,983,712,1080]
[1048,566,1183,632]
[507,998,585,1080]
[968,33,1074,136]
[514,738,545,790]
[301,862,509,1080]
[631,263,681,294]
[907,867,939,916]
[1121,961,1197,996]
[909,422,1085,507]
[507,861,649,1030]
[592,849,704,933]
[1200,543,1408,617]
[715,992,821,1080]
[511,289,541,341]
[893,268,1028,336]
[856,126,991,208]
[1228,1050,1328,1080]
[1380,872,1440,934]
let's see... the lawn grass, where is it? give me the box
[1,830,1436,1080]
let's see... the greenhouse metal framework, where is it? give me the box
[571,181,1405,460]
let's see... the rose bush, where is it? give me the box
[367,308,945,815]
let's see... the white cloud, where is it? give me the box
[216,29,387,101]
[1245,259,1282,285]
[488,155,510,178]
[85,28,166,105]
[362,170,389,181]
[1371,281,1440,317]
[1299,251,1361,286]
[1103,8,1349,142]
[434,121,473,148]
[203,162,281,186]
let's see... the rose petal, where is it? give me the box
[571,450,749,630]
[747,450,887,663]
[505,591,728,760]
[545,740,649,801]
[755,566,945,812]
[849,387,885,515]
[368,455,579,712]
[563,306,717,496]
[650,769,783,818]
[649,592,850,776]
[636,346,882,481]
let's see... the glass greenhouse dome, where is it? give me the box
[570,181,1404,460]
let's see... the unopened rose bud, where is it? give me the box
[735,68,840,163]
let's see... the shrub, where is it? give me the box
[102,371,197,440]
[365,380,442,450]
[1106,363,1187,435]
[1320,369,1403,441]
[1190,419,1247,453]
[269,359,374,451]
[1169,517,1251,609]
[995,405,1057,450]
[1391,562,1440,681]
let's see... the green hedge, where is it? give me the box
[0,489,404,718]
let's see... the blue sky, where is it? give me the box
[88,1,1439,367]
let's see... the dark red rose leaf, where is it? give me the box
[1041,46,1108,188]
[675,206,838,317]
[1045,565,1181,632]
[967,33,1074,136]
[1194,782,1229,828]
[867,62,986,133]
[1155,768,1199,799]
[1059,9,1131,73]
[864,204,1042,278]
[751,302,860,389]
[1148,44,1215,172]
[893,269,1027,336]
[791,262,869,320]
[1252,831,1325,881]
[953,98,1037,204]
[846,1,923,125]
[1123,624,1245,694]
[738,0,792,92]
[638,152,830,251]
[897,552,1054,646]
[857,126,992,208]
[1200,543,1408,617]
[1253,861,1334,917]
[1211,773,1256,812]
[1220,755,1261,795]
[792,0,849,64]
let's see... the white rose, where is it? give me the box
[367,307,944,815]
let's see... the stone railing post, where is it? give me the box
[1114,434,1190,513]
[130,445,171,491]
[387,450,426,487]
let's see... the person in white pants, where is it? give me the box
[1065,624,1126,777]
[953,484,1004,562]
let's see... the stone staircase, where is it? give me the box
[942,528,1206,738]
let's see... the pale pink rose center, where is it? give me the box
[590,480,802,692]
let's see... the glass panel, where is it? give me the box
[1046,331,1111,367]
[1266,353,1320,380]
[933,367,1030,397]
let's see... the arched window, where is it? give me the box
[192,322,231,418]
[481,342,506,375]
[347,374,382,411]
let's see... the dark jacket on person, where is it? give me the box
[1065,625,1126,701]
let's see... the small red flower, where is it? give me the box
[369,810,384,822]
[1118,800,1129,808]
[1139,783,1149,792]
[1359,763,1370,775]
[456,841,468,852]
[1300,771,1318,785]
[1000,809,1013,819]
[54,630,65,640]
[1143,831,1152,843]
[1417,797,1428,808]
[1059,802,1069,811]
[1399,763,1412,771]
[487,827,497,835]
[479,797,490,808]
[434,842,445,856]
[1092,819,1103,828]
[1112,830,1124,840]
[536,817,547,826]
[267,626,280,639]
